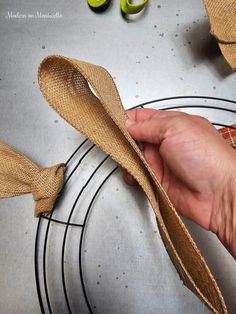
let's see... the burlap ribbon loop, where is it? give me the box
[38,55,227,313]
[0,143,65,216]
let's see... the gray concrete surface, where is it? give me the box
[0,0,236,313]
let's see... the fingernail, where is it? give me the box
[126,119,136,127]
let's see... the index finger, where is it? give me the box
[126,108,182,122]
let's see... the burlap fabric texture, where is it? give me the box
[37,55,227,313]
[0,55,233,313]
[0,142,65,216]
[204,0,236,69]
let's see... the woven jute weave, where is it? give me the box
[36,55,227,313]
[204,0,236,69]
[0,142,65,216]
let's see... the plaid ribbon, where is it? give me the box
[219,125,236,148]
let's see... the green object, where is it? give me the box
[87,0,110,9]
[120,0,148,14]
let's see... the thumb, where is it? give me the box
[126,116,168,145]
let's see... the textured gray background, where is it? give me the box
[0,0,236,313]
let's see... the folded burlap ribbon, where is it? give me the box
[204,0,236,69]
[37,55,227,313]
[0,55,232,313]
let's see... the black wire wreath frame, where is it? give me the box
[34,95,236,314]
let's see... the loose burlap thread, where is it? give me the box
[0,143,65,216]
[36,55,227,313]
[204,0,236,69]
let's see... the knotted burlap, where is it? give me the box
[0,143,65,216]
[37,55,227,313]
[204,0,236,69]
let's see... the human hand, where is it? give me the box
[123,108,236,258]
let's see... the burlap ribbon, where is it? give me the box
[1,123,234,220]
[204,0,236,69]
[0,143,65,217]
[0,55,232,313]
[36,55,227,313]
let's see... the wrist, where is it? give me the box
[210,157,236,258]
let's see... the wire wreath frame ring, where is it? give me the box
[35,95,236,314]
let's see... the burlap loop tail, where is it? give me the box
[36,55,227,313]
[0,143,65,217]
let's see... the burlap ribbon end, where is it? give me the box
[0,143,65,217]
[204,0,236,69]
